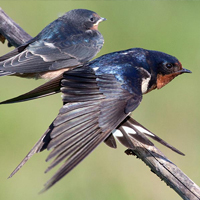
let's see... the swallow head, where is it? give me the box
[147,50,192,90]
[83,13,106,31]
[65,9,106,31]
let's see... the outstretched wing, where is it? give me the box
[9,66,142,192]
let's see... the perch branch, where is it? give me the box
[126,138,200,200]
[0,7,32,47]
[0,7,199,200]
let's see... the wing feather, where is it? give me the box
[0,30,104,75]
[0,74,62,104]
[9,66,142,192]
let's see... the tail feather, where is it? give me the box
[119,116,185,155]
[109,116,184,156]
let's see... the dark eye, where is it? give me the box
[165,63,173,69]
[90,17,94,22]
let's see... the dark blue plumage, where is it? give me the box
[0,9,106,79]
[88,48,190,94]
[0,48,191,192]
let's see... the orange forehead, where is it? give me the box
[92,13,100,18]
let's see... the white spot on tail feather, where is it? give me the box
[113,126,137,138]
[132,125,154,137]
[122,126,137,134]
[112,129,123,137]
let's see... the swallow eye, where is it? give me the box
[165,63,173,69]
[90,17,94,22]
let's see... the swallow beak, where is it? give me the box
[99,17,107,22]
[94,17,107,26]
[179,68,192,74]
[92,17,106,30]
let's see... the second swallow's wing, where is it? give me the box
[0,41,80,75]
[0,32,103,75]
[9,66,142,191]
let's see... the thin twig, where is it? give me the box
[125,138,200,200]
[0,7,32,47]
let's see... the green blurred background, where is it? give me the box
[0,1,199,200]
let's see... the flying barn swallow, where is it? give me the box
[0,48,191,192]
[0,9,106,79]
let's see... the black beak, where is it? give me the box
[99,17,107,22]
[179,68,192,74]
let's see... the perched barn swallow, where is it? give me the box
[0,9,106,79]
[1,48,191,192]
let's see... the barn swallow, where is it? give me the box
[0,48,191,192]
[0,9,106,79]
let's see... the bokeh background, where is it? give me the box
[0,1,199,200]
